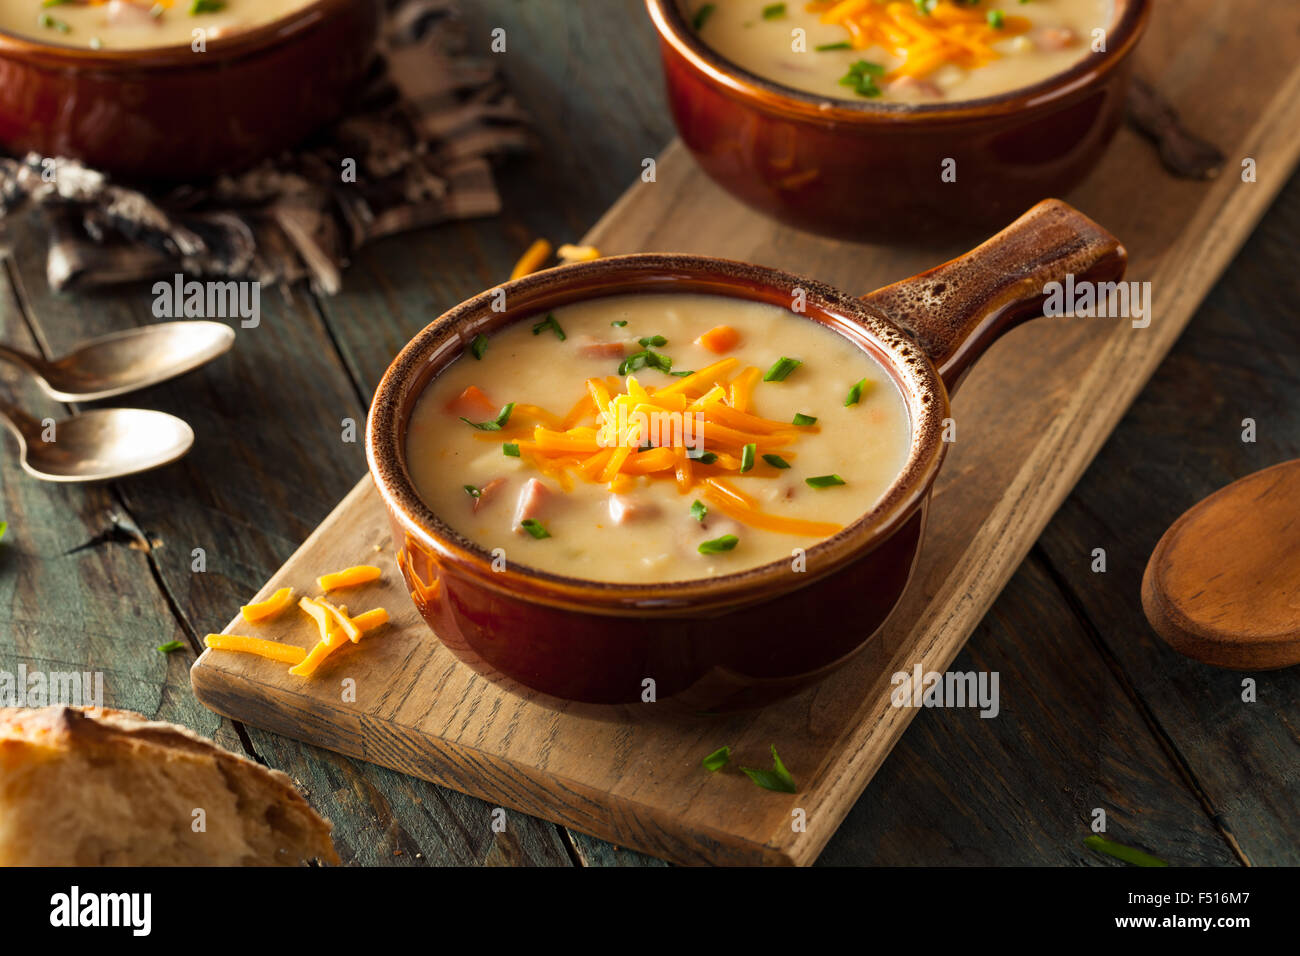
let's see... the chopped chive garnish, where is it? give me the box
[1083,835,1168,867]
[815,41,852,51]
[520,519,551,540]
[762,454,791,469]
[844,377,870,406]
[792,412,817,426]
[806,474,846,488]
[460,402,515,431]
[839,59,884,97]
[157,640,186,654]
[618,349,673,375]
[531,313,566,341]
[463,484,482,498]
[611,320,628,327]
[702,746,731,771]
[38,12,70,31]
[741,745,798,793]
[913,0,936,14]
[638,335,668,347]
[0,521,7,540]
[761,2,786,18]
[670,369,694,377]
[987,9,1005,28]
[191,0,225,13]
[690,500,707,522]
[698,534,738,554]
[688,450,718,464]
[502,442,520,457]
[763,356,801,382]
[692,3,715,30]
[41,0,73,6]
[469,333,489,360]
[740,443,756,473]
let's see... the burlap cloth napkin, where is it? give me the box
[0,0,531,295]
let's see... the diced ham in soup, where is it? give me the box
[512,479,551,533]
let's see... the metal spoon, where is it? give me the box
[0,398,194,482]
[0,321,235,403]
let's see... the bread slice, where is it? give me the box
[0,706,339,866]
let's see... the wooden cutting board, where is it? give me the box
[191,1,1300,866]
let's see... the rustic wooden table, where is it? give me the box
[1,0,1295,866]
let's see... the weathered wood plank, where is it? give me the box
[291,0,1300,864]
[1034,173,1300,866]
[6,0,1297,867]
[0,261,236,753]
[817,552,1240,866]
[1,223,573,866]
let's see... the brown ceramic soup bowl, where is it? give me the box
[0,0,380,181]
[367,199,1125,714]
[646,0,1150,241]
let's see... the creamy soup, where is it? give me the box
[683,0,1114,103]
[0,0,312,50]
[405,294,912,584]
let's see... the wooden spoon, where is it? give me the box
[1142,459,1300,670]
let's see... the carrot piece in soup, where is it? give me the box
[696,325,741,354]
[445,385,498,420]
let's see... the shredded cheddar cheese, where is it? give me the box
[317,565,382,592]
[510,238,553,279]
[471,360,842,538]
[809,0,1031,79]
[299,596,361,644]
[212,575,390,679]
[240,586,295,623]
[204,633,307,665]
[290,602,389,678]
[556,244,602,263]
[349,608,390,632]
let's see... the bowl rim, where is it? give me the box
[0,0,354,65]
[645,0,1151,122]
[366,253,950,616]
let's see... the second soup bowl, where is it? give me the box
[367,199,1125,715]
[646,0,1150,241]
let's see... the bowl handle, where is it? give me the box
[860,199,1127,393]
